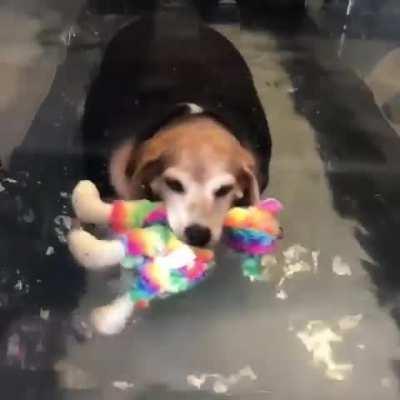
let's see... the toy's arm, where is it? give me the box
[72,180,113,224]
[68,229,125,269]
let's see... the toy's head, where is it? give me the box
[224,198,282,254]
[223,198,283,280]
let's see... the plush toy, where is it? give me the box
[68,180,282,335]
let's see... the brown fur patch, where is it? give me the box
[109,115,259,202]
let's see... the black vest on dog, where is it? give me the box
[82,14,271,192]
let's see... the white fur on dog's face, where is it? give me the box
[151,167,242,244]
[109,116,259,246]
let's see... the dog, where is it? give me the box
[82,13,271,247]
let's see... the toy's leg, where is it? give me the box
[68,229,125,269]
[91,293,135,335]
[72,180,113,224]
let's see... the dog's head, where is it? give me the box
[109,117,260,246]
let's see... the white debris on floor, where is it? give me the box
[54,360,97,390]
[279,260,312,285]
[3,177,17,183]
[273,245,354,293]
[22,208,35,223]
[297,320,353,381]
[40,308,50,320]
[14,280,23,291]
[187,365,257,394]
[260,255,278,282]
[277,244,315,290]
[338,314,363,331]
[54,215,72,243]
[283,244,308,265]
[213,380,228,394]
[332,256,352,276]
[380,377,392,388]
[276,289,288,300]
[261,254,278,269]
[296,314,363,381]
[261,255,278,282]
[311,250,320,273]
[277,244,354,282]
[112,381,135,391]
[45,246,55,256]
[186,374,205,389]
[259,244,322,299]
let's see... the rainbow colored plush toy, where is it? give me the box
[68,180,282,335]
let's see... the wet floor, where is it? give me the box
[1,0,400,399]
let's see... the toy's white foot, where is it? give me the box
[73,180,99,201]
[68,229,125,269]
[91,294,134,335]
[72,180,112,224]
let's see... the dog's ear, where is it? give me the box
[235,148,260,206]
[109,139,167,200]
[109,141,136,199]
[132,156,166,199]
[131,139,170,199]
[236,166,260,206]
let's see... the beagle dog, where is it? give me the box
[82,15,271,247]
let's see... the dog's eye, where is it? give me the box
[214,184,233,198]
[165,177,185,193]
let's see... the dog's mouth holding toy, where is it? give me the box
[69,180,283,275]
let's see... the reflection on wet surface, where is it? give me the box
[1,0,400,399]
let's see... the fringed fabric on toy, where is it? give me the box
[223,199,283,281]
[107,197,283,299]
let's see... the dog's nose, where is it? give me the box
[184,224,211,247]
